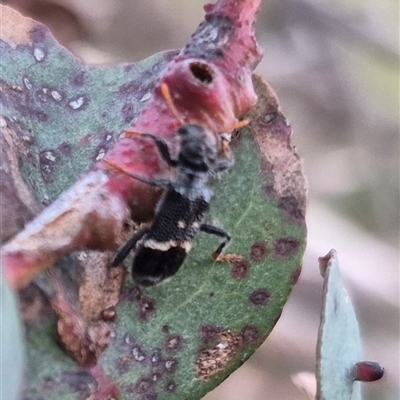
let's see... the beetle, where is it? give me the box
[106,84,244,286]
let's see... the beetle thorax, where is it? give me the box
[177,124,218,174]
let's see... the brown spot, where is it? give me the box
[333,296,340,315]
[142,394,157,400]
[124,334,135,345]
[150,349,163,366]
[94,147,106,162]
[124,64,135,72]
[23,75,32,90]
[122,103,135,123]
[101,307,116,322]
[79,134,93,147]
[162,325,170,334]
[274,238,300,259]
[248,76,307,218]
[119,81,140,96]
[12,85,23,92]
[165,381,178,393]
[30,25,47,43]
[49,88,63,103]
[241,325,260,345]
[61,371,98,396]
[260,158,274,178]
[31,109,49,122]
[166,335,184,351]
[92,132,116,162]
[200,325,224,343]
[39,150,59,183]
[264,185,277,197]
[72,71,85,86]
[100,132,116,146]
[249,289,270,306]
[291,266,302,284]
[68,95,89,111]
[250,242,268,261]
[21,134,36,146]
[42,376,56,392]
[58,142,73,157]
[117,356,133,374]
[134,376,156,395]
[261,112,279,125]
[231,260,251,279]
[128,285,143,302]
[164,359,179,374]
[132,346,146,362]
[139,297,157,322]
[278,196,305,222]
[196,331,243,381]
[272,114,292,138]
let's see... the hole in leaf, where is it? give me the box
[189,62,214,84]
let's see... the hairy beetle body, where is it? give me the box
[110,124,242,286]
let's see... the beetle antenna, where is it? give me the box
[229,119,249,131]
[161,83,185,126]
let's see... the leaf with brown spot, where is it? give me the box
[98,75,307,398]
[1,1,307,399]
[196,331,243,381]
[248,75,307,216]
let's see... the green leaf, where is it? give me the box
[0,6,176,204]
[0,272,25,400]
[21,125,306,400]
[316,249,362,400]
[1,7,307,400]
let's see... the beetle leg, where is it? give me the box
[199,224,243,262]
[112,228,151,266]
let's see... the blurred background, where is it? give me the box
[2,0,398,398]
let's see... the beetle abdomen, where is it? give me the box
[132,245,187,286]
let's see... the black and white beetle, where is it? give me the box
[107,85,245,286]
